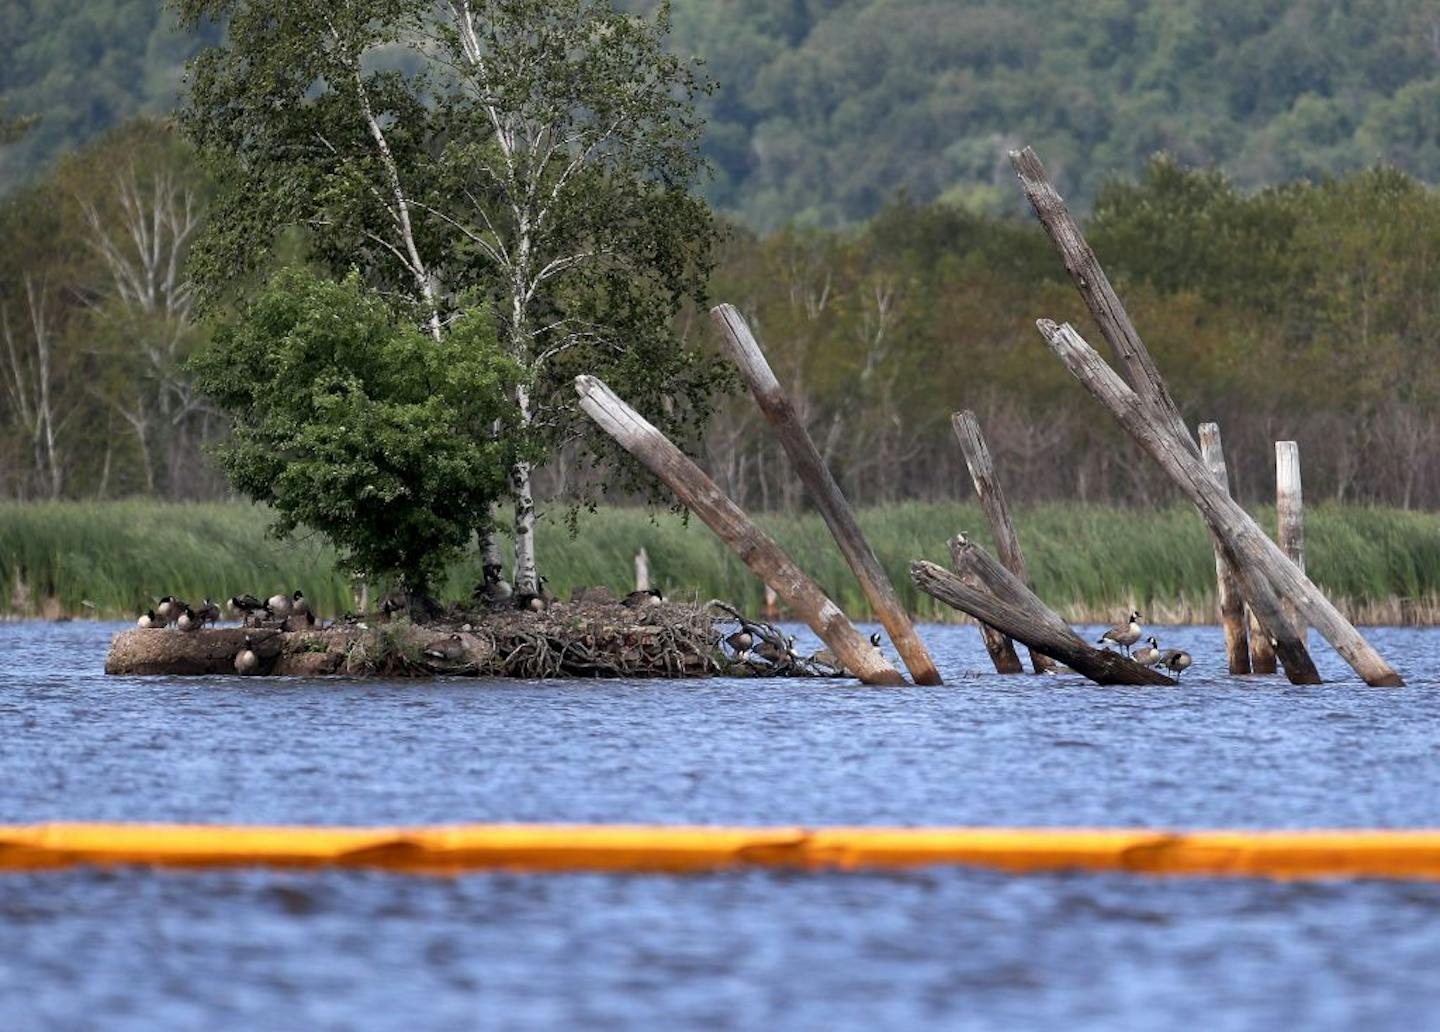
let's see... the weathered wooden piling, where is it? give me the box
[951,410,1056,674]
[710,303,943,685]
[950,558,1024,674]
[1197,424,1253,675]
[1036,321,1402,686]
[911,561,1176,686]
[1010,146,1327,683]
[1276,441,1305,638]
[575,374,906,686]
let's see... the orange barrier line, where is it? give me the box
[7,824,1440,879]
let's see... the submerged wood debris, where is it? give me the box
[104,598,843,679]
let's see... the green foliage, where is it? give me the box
[13,1,1440,230]
[653,0,1440,227]
[187,268,517,591]
[7,500,1440,622]
[0,1,219,191]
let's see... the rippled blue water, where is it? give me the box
[4,620,1440,1029]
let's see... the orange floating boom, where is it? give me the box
[6,824,1440,880]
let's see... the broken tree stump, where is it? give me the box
[1197,423,1253,675]
[951,410,1056,674]
[575,374,906,686]
[1037,320,1402,687]
[710,303,942,686]
[911,561,1175,686]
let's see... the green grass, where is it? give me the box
[4,500,1440,622]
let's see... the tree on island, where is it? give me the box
[175,0,725,592]
[189,269,517,599]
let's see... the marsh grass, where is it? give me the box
[4,500,1440,623]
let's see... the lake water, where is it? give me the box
[4,620,1440,1030]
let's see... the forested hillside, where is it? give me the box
[6,0,1440,227]
[0,2,220,192]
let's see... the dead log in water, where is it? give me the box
[1036,320,1402,687]
[1197,423,1254,675]
[1010,146,1327,684]
[911,561,1175,686]
[575,374,907,686]
[949,559,1024,674]
[950,410,1055,674]
[710,304,942,686]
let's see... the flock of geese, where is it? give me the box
[135,588,1192,680]
[1096,611,1193,678]
[137,591,315,632]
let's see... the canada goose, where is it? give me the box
[137,609,159,629]
[155,596,186,626]
[266,592,293,620]
[538,576,556,606]
[623,588,664,608]
[725,629,755,656]
[228,594,264,624]
[379,595,406,621]
[1097,611,1144,655]
[290,590,310,618]
[175,605,200,632]
[1133,636,1161,667]
[423,634,466,662]
[869,632,883,648]
[514,591,546,613]
[477,565,513,605]
[197,599,221,628]
[234,635,259,675]
[755,634,797,663]
[1159,649,1193,679]
[282,611,316,632]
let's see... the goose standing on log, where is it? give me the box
[1159,648,1193,679]
[1097,611,1143,655]
[137,609,160,629]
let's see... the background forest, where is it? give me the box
[4,0,1440,515]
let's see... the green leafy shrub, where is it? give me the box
[189,268,516,594]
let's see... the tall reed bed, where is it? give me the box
[4,500,1440,623]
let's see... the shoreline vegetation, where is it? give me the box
[5,501,1440,626]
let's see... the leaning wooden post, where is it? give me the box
[1010,145,1312,681]
[951,411,1056,674]
[710,304,943,685]
[1037,321,1403,687]
[1010,146,1194,450]
[574,375,906,686]
[949,559,1024,674]
[1276,441,1305,637]
[911,561,1175,686]
[1197,424,1253,675]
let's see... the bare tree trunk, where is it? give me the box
[575,374,906,686]
[710,304,942,685]
[1197,423,1251,674]
[951,410,1056,674]
[1037,320,1401,687]
[511,387,539,594]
